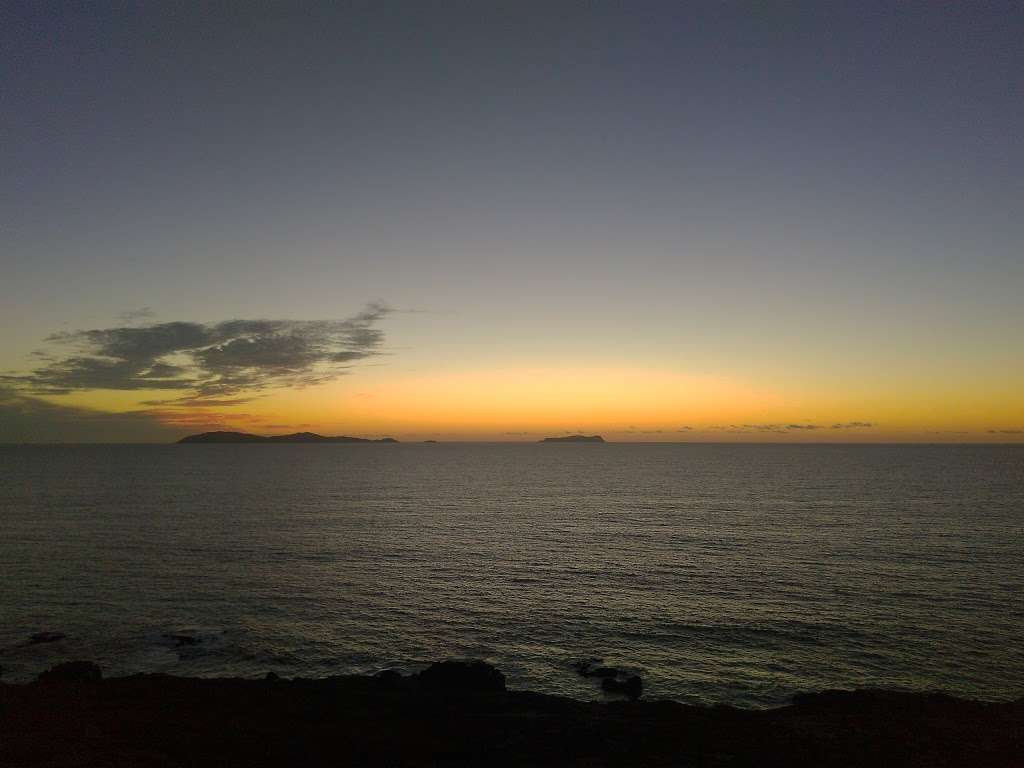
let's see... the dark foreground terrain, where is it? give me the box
[1,661,1021,767]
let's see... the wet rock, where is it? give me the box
[38,661,102,683]
[264,671,281,682]
[164,634,200,647]
[572,658,603,676]
[573,658,643,699]
[416,660,505,694]
[574,659,623,679]
[28,632,66,646]
[601,675,642,700]
[374,669,402,684]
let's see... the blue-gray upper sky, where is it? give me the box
[2,1,1022,440]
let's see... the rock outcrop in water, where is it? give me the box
[3,632,67,652]
[573,659,643,700]
[178,431,398,444]
[539,435,605,443]
[2,660,1021,767]
[601,674,643,700]
[26,632,66,646]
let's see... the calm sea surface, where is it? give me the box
[1,443,1022,707]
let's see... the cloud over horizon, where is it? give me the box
[0,387,201,442]
[5,303,391,404]
[698,422,877,435]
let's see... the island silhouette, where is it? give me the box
[539,435,605,443]
[179,431,398,444]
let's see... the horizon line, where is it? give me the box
[2,440,1022,447]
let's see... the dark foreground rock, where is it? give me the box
[1,663,1021,767]
[36,661,102,683]
[415,660,506,694]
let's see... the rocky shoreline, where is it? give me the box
[1,660,1021,766]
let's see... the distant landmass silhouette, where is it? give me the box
[540,435,605,443]
[179,431,398,444]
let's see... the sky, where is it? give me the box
[2,1,1022,442]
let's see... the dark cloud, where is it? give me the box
[677,426,693,432]
[10,354,197,393]
[7,303,390,403]
[787,423,824,430]
[831,421,874,429]
[139,395,257,408]
[988,428,1023,435]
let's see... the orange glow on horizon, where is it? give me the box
[32,364,1024,442]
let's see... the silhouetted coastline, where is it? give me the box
[178,431,398,444]
[540,434,605,443]
[2,660,1020,767]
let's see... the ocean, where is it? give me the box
[1,443,1022,707]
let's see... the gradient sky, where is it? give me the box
[2,1,1022,442]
